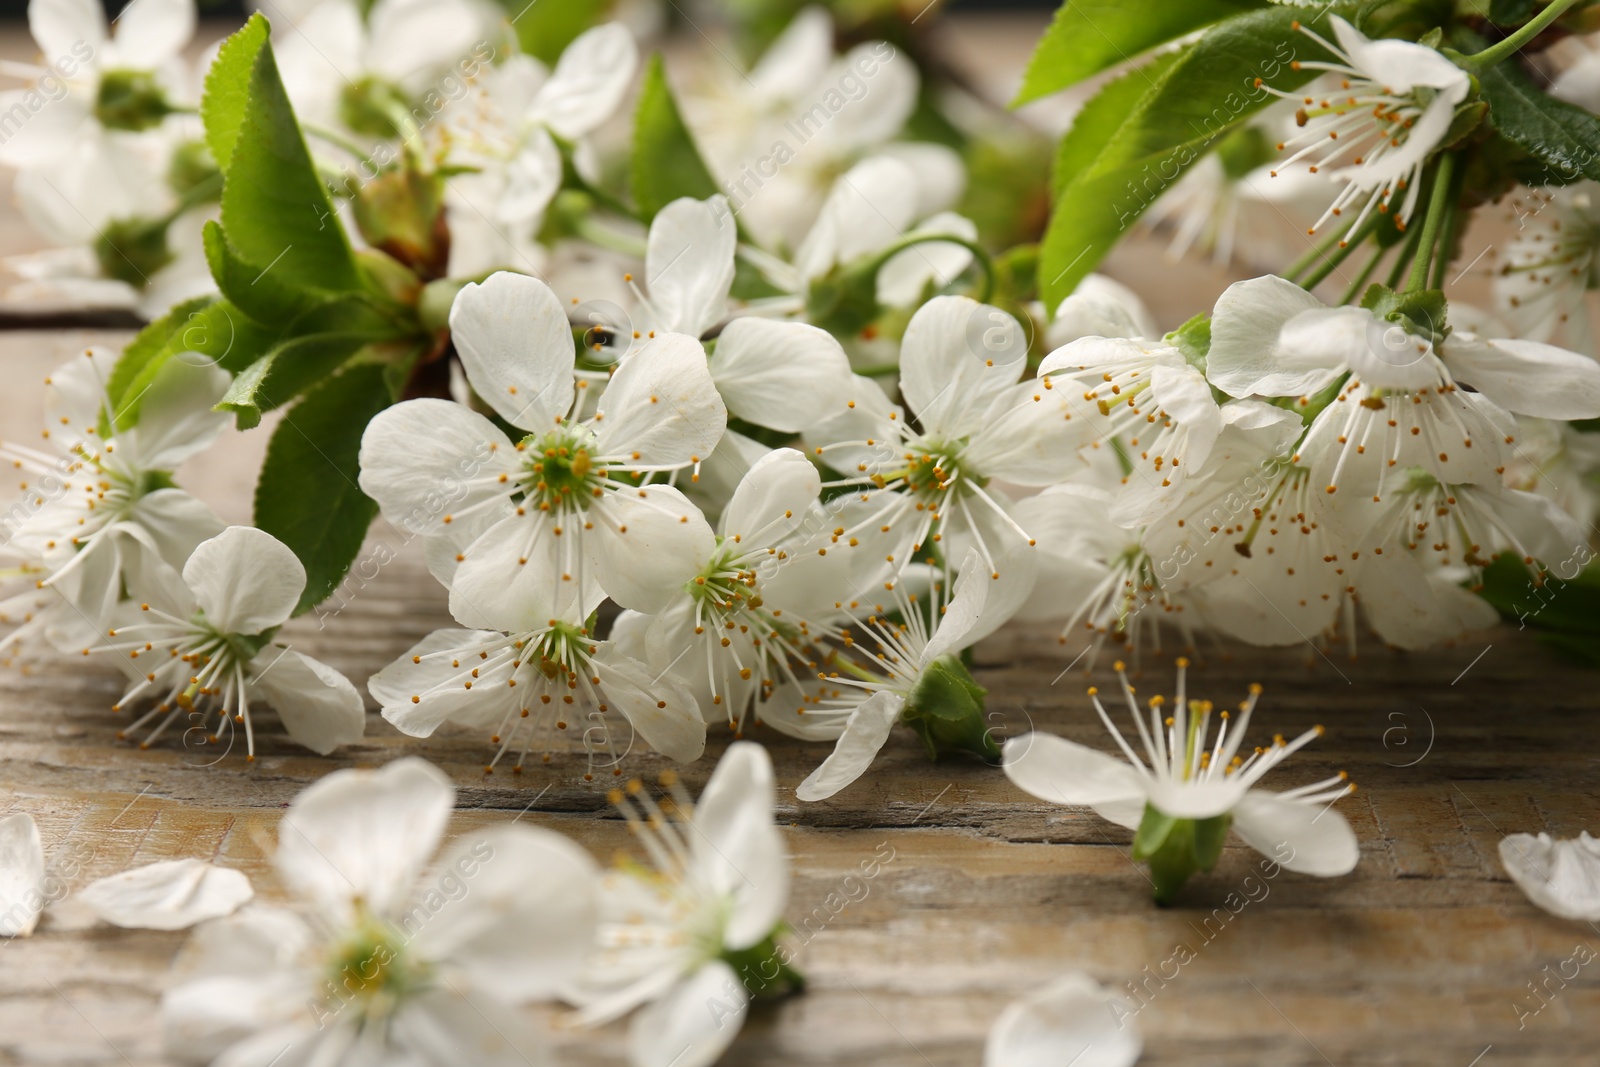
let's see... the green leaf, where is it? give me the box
[107,294,216,429]
[110,298,278,428]
[254,362,395,615]
[632,54,720,221]
[202,220,333,325]
[502,0,609,64]
[1039,3,1356,308]
[219,31,362,293]
[1049,49,1184,200]
[1477,553,1600,634]
[218,332,373,429]
[1015,0,1268,106]
[1478,59,1600,186]
[201,13,269,172]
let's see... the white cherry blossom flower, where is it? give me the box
[1038,335,1225,528]
[985,972,1142,1067]
[1261,15,1470,236]
[1500,831,1600,922]
[358,270,726,628]
[808,295,1080,570]
[1045,273,1160,348]
[162,757,601,1066]
[1206,275,1600,506]
[441,25,640,276]
[0,812,46,936]
[367,540,707,772]
[1004,660,1358,902]
[616,448,840,735]
[1,348,226,642]
[571,743,794,1067]
[276,0,494,136]
[76,858,252,930]
[93,526,366,760]
[795,548,1033,801]
[1493,182,1600,359]
[1008,482,1203,668]
[0,0,197,170]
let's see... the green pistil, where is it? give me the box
[519,430,605,511]
[325,908,429,1009]
[893,441,987,502]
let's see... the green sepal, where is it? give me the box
[1359,284,1448,343]
[903,654,1000,763]
[1166,313,1211,370]
[719,924,805,1001]
[1131,802,1233,905]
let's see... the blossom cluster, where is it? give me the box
[3,0,1600,1061]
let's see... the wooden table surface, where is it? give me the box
[2,13,1598,1067]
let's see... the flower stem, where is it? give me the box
[1406,153,1457,294]
[1464,0,1584,70]
[1286,218,1357,284]
[1339,243,1386,304]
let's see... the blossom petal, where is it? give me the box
[250,648,367,756]
[370,629,512,737]
[366,0,481,89]
[274,757,454,921]
[448,511,604,632]
[594,648,707,762]
[1445,335,1600,420]
[984,971,1142,1067]
[1002,732,1147,830]
[900,294,1024,434]
[410,825,600,1001]
[113,0,195,66]
[182,527,304,636]
[529,22,638,140]
[793,155,918,279]
[1281,306,1441,391]
[496,127,563,227]
[593,333,726,467]
[707,317,855,433]
[1048,273,1159,345]
[719,447,819,543]
[0,812,45,936]
[449,272,575,431]
[358,398,521,569]
[1231,790,1359,877]
[592,484,716,612]
[30,0,106,68]
[748,6,831,99]
[166,525,289,628]
[646,196,736,338]
[1499,831,1600,922]
[690,741,788,948]
[128,354,231,469]
[76,859,252,930]
[1206,275,1341,397]
[628,960,748,1067]
[924,547,1036,662]
[390,986,549,1067]
[795,690,904,802]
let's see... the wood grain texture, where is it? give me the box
[3,423,1598,1066]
